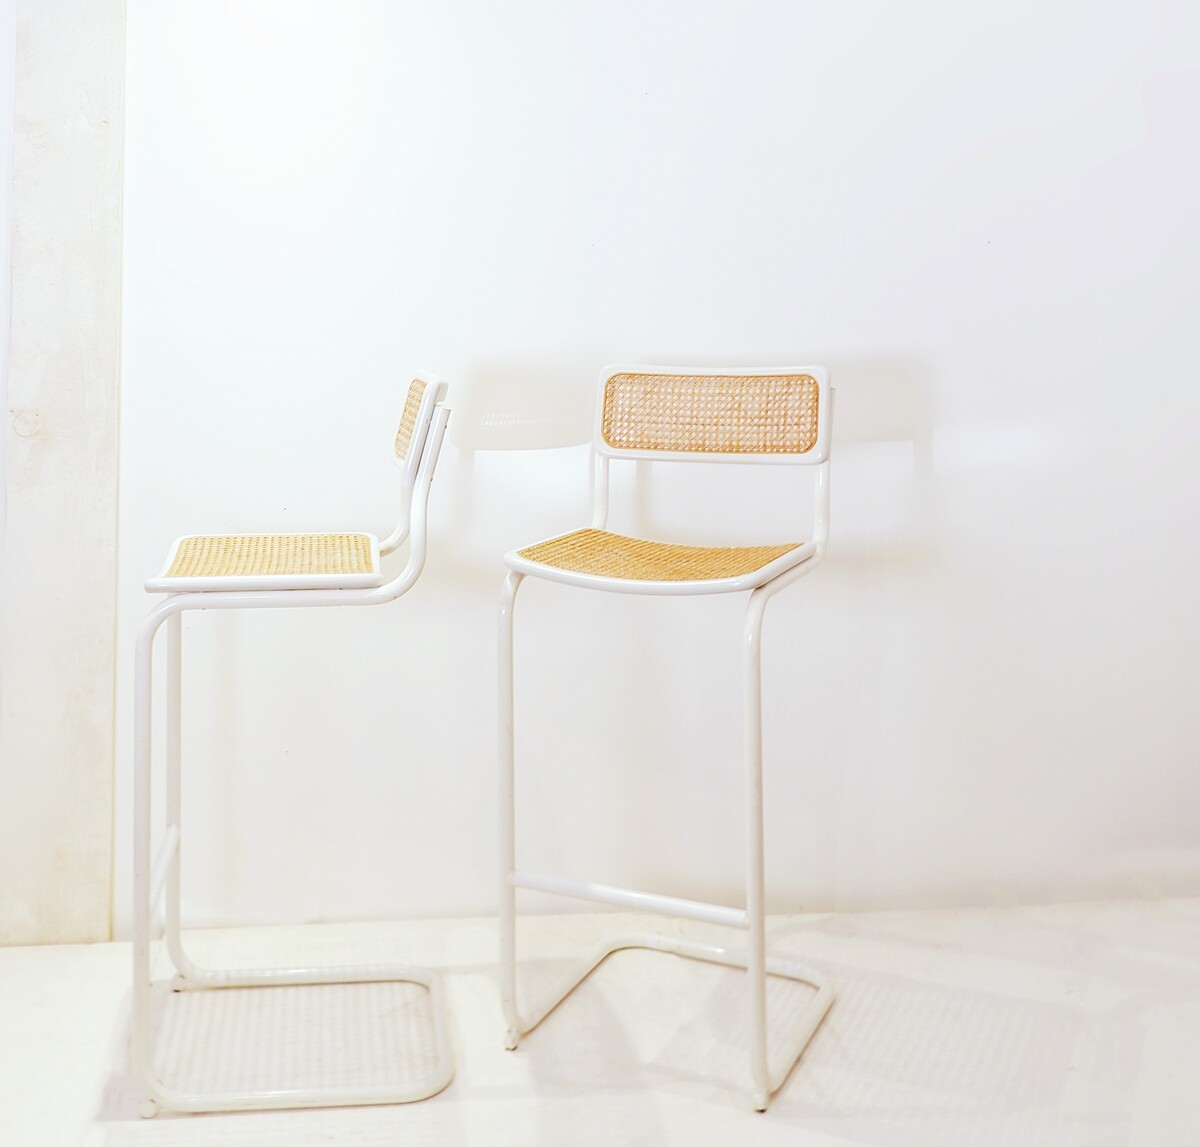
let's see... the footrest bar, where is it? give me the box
[510,870,748,929]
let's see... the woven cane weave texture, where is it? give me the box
[517,529,802,583]
[165,533,375,580]
[601,372,820,455]
[393,379,428,460]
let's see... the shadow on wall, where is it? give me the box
[450,362,595,453]
[823,356,936,572]
[437,358,598,590]
[448,354,934,452]
[831,357,931,454]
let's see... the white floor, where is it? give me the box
[3,900,1199,1146]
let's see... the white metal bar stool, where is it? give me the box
[132,375,452,1117]
[499,365,835,1111]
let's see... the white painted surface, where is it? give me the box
[115,2,1200,935]
[0,0,123,945]
[4,902,1200,1144]
[0,0,12,574]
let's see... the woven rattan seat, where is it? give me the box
[515,528,807,588]
[147,532,382,592]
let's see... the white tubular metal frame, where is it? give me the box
[132,394,453,1118]
[379,375,443,556]
[499,367,835,1112]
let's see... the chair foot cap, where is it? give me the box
[138,1099,159,1120]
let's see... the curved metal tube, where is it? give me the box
[498,569,525,1044]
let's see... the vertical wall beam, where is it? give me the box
[0,0,125,944]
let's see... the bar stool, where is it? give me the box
[498,364,835,1111]
[132,375,452,1116]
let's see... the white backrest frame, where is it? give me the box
[589,364,833,547]
[381,372,449,555]
[395,373,450,482]
[593,364,832,466]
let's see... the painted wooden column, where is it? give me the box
[0,0,125,944]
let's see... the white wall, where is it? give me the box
[115,0,1200,936]
[1,0,123,946]
[0,0,13,580]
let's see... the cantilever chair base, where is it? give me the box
[138,957,454,1117]
[502,929,834,1111]
[134,603,455,1117]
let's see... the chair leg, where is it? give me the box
[159,613,214,990]
[163,612,188,985]
[744,587,771,1111]
[155,613,222,991]
[498,570,524,1048]
[132,601,172,1119]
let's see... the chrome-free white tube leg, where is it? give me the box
[158,612,215,989]
[744,587,770,1111]
[133,600,177,1118]
[163,612,187,982]
[498,571,524,1048]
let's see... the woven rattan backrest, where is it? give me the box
[394,378,429,463]
[391,375,449,489]
[597,367,829,464]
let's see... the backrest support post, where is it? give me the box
[380,374,448,555]
[590,453,610,529]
